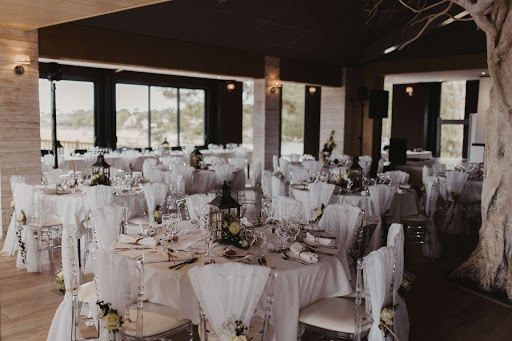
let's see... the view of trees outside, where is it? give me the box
[242,80,254,148]
[281,83,305,155]
[381,83,393,151]
[39,79,95,150]
[179,89,205,146]
[440,80,466,158]
[116,84,205,148]
[116,83,149,148]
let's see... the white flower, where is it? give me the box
[335,176,342,184]
[10,200,15,210]
[103,312,121,331]
[153,210,162,220]
[315,207,323,218]
[240,240,249,248]
[380,307,395,325]
[229,334,248,341]
[228,222,241,235]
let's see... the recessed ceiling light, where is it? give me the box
[384,46,398,54]
[481,72,486,75]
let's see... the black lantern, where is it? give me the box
[349,156,363,189]
[208,182,241,241]
[190,147,203,169]
[161,138,170,154]
[92,154,111,185]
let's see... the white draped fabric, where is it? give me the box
[261,171,273,199]
[143,158,157,176]
[144,183,168,223]
[377,158,385,174]
[189,170,217,194]
[318,203,362,253]
[83,185,114,215]
[215,164,235,183]
[424,180,441,258]
[433,162,446,176]
[422,165,435,186]
[387,224,409,341]
[228,157,247,170]
[368,185,396,252]
[384,170,409,185]
[442,171,469,235]
[279,158,290,181]
[90,205,125,250]
[271,176,287,199]
[1,176,26,256]
[273,196,306,222]
[145,168,165,183]
[358,155,372,177]
[188,263,270,341]
[47,226,82,341]
[364,246,394,341]
[186,194,215,221]
[46,169,68,185]
[303,182,335,222]
[290,166,309,183]
[251,162,262,187]
[303,160,324,175]
[272,155,279,173]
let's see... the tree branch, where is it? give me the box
[397,0,449,13]
[365,0,386,24]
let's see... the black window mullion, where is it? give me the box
[148,86,151,149]
[177,88,181,147]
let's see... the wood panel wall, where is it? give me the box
[0,28,41,233]
[320,86,345,156]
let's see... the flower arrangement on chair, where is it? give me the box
[379,303,399,339]
[221,316,253,341]
[321,130,337,163]
[314,204,326,222]
[97,301,124,335]
[56,268,65,295]
[153,205,163,224]
[16,210,27,264]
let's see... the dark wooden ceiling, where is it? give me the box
[73,0,486,67]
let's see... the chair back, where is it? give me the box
[90,204,127,250]
[143,183,168,222]
[46,169,68,185]
[82,185,114,216]
[303,160,324,175]
[189,263,276,341]
[251,162,262,187]
[318,203,363,252]
[142,158,157,176]
[273,196,306,223]
[176,197,190,220]
[186,194,215,221]
[425,180,439,217]
[384,170,409,185]
[215,164,235,183]
[261,171,273,199]
[289,166,309,183]
[358,155,372,177]
[228,157,247,170]
[10,175,25,196]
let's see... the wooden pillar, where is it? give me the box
[253,56,281,170]
[0,28,41,234]
[217,81,243,145]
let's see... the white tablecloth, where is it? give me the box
[113,228,351,341]
[187,169,245,194]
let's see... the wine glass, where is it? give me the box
[201,226,215,264]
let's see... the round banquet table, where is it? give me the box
[290,184,420,222]
[37,185,146,237]
[112,225,352,341]
[187,168,246,194]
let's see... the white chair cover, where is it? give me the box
[144,183,168,223]
[359,155,372,177]
[303,160,324,175]
[90,205,125,250]
[251,162,262,187]
[387,224,409,341]
[271,176,287,199]
[83,185,114,214]
[318,203,362,252]
[228,157,247,170]
[188,263,270,341]
[235,146,248,157]
[273,196,306,222]
[1,176,26,256]
[143,158,157,176]
[442,171,469,235]
[364,246,394,341]
[46,169,68,185]
[308,182,335,210]
[272,155,279,173]
[422,165,435,186]
[377,158,385,174]
[289,166,309,183]
[423,180,441,259]
[446,170,469,197]
[186,194,215,221]
[94,249,137,341]
[215,164,235,184]
[47,226,82,341]
[432,162,446,176]
[279,158,290,181]
[145,168,165,183]
[384,170,409,185]
[368,185,396,252]
[261,171,273,199]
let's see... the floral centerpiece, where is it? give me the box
[379,303,399,339]
[56,268,65,295]
[222,213,249,249]
[153,205,162,224]
[220,316,253,341]
[89,171,108,186]
[314,204,326,221]
[321,130,337,163]
[16,209,27,264]
[97,301,124,335]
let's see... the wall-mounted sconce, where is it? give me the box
[270,80,282,94]
[405,86,414,96]
[308,86,317,94]
[226,82,236,92]
[14,54,30,75]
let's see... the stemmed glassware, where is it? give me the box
[201,226,215,264]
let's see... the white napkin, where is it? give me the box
[290,242,318,263]
[118,234,158,246]
[306,232,336,246]
[302,224,321,231]
[240,217,253,227]
[143,250,193,263]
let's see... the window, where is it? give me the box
[39,79,95,150]
[381,84,393,150]
[115,84,206,148]
[242,81,254,148]
[281,83,305,155]
[439,81,466,158]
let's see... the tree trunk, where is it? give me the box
[451,15,512,298]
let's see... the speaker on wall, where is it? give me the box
[47,62,62,81]
[389,138,407,165]
[369,89,389,119]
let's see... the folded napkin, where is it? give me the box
[118,234,158,247]
[306,232,336,246]
[143,250,193,263]
[302,224,321,231]
[290,242,318,263]
[240,217,253,227]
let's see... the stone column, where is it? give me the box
[253,56,281,170]
[0,28,41,235]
